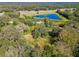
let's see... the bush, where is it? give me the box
[42,44,55,57]
[73,44,79,57]
[51,28,61,37]
[60,27,79,49]
[16,23,30,33]
[19,18,33,26]
[6,12,20,18]
[0,25,22,41]
[0,16,10,27]
[32,29,41,39]
[53,41,72,57]
[0,38,34,57]
[32,27,48,39]
[56,10,69,19]
[44,18,49,27]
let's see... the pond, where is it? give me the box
[33,14,61,20]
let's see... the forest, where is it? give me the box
[0,2,79,57]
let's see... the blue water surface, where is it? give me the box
[33,14,61,20]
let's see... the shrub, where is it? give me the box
[60,27,79,49]
[16,23,30,33]
[42,44,55,57]
[53,41,73,57]
[0,25,22,41]
[6,12,20,18]
[32,27,48,39]
[0,16,10,27]
[32,29,41,39]
[73,43,79,57]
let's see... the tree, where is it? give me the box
[56,10,69,19]
[43,41,72,57]
[51,28,61,37]
[0,25,22,41]
[44,18,49,27]
[73,10,79,17]
[32,27,48,39]
[6,11,20,18]
[16,23,30,33]
[0,16,10,27]
[32,29,41,39]
[73,44,79,56]
[49,27,61,43]
[53,41,73,57]
[30,48,43,57]
[0,26,33,57]
[42,44,55,57]
[60,26,79,50]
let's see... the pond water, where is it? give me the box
[33,14,61,20]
